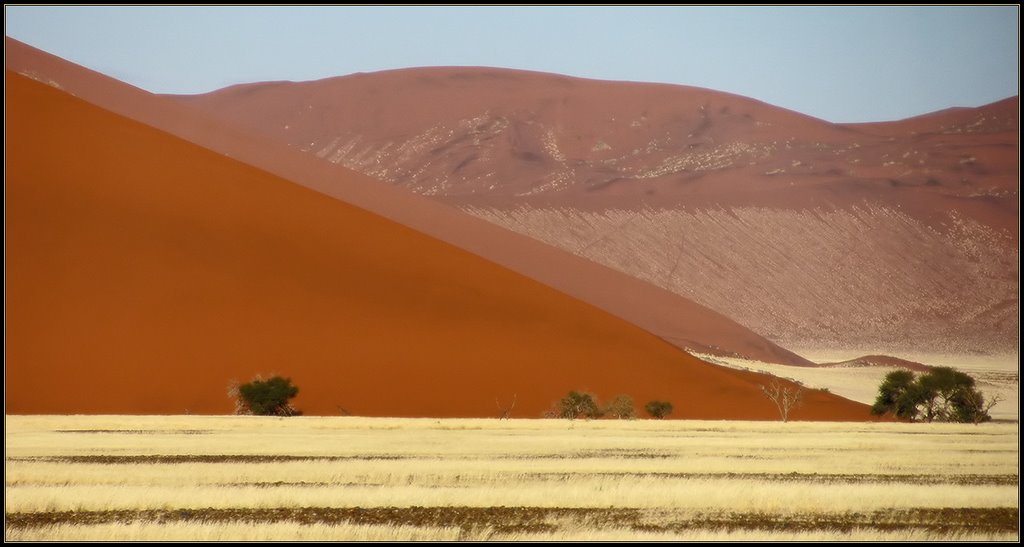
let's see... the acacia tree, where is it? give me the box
[555,391,602,420]
[604,394,637,419]
[230,375,301,416]
[918,367,973,422]
[761,379,803,422]
[957,389,1004,424]
[644,400,673,419]
[870,369,918,419]
[871,367,997,423]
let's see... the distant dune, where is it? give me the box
[843,97,1018,138]
[177,67,1018,355]
[4,67,870,419]
[818,355,932,373]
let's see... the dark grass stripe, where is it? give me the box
[8,454,1016,487]
[8,455,409,464]
[206,472,1019,487]
[55,429,212,435]
[5,507,1018,535]
[520,472,1019,486]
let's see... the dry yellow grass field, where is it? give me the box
[5,415,1019,541]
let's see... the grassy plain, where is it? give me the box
[5,415,1019,541]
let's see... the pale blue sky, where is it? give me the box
[5,6,1018,122]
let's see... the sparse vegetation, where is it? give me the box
[230,376,301,417]
[495,394,517,420]
[644,400,673,419]
[871,367,1000,423]
[545,393,661,420]
[760,379,802,422]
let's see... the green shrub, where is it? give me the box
[604,394,637,419]
[555,391,602,420]
[645,400,673,419]
[232,375,301,416]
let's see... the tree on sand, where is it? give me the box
[229,375,301,416]
[871,367,1000,423]
[760,379,803,422]
[644,400,673,419]
[555,390,603,420]
[604,394,637,419]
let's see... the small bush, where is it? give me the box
[555,391,602,420]
[604,394,637,420]
[231,375,301,416]
[645,400,673,419]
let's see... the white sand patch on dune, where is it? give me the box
[697,350,1018,421]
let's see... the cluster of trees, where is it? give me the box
[548,391,673,420]
[871,367,999,423]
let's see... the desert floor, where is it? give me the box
[5,415,1018,541]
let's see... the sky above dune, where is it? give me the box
[5,5,1018,123]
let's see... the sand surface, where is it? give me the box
[177,66,1018,355]
[5,70,872,420]
[5,37,809,367]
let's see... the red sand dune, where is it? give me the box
[175,66,1018,355]
[4,37,810,367]
[818,355,932,373]
[843,96,1018,138]
[4,70,872,420]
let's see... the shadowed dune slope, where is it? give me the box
[177,66,1018,355]
[5,37,809,367]
[4,71,870,420]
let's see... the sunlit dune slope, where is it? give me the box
[5,37,810,367]
[4,71,870,419]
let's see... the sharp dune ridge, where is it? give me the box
[842,96,1018,137]
[3,42,871,419]
[816,355,932,373]
[175,65,1018,355]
